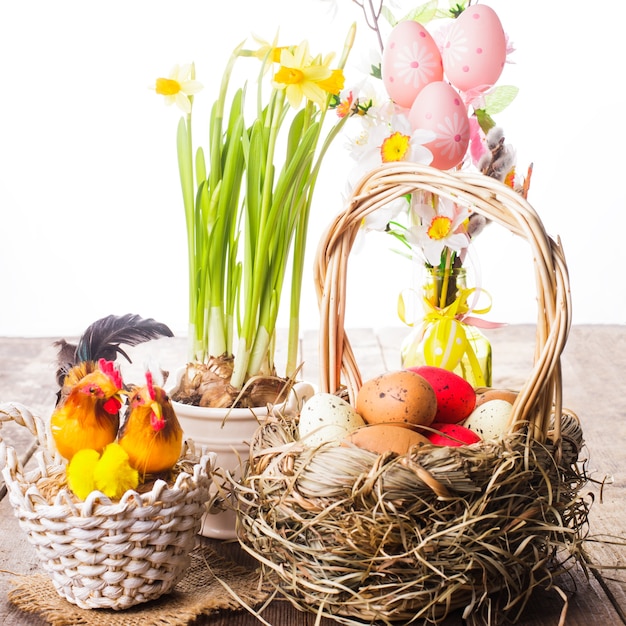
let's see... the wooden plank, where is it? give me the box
[559,325,626,621]
[1,328,625,626]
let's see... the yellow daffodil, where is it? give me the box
[273,42,344,109]
[158,28,356,389]
[249,33,285,66]
[155,64,203,114]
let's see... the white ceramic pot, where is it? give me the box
[172,380,314,539]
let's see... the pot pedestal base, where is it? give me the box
[172,381,314,539]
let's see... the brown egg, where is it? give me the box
[356,370,437,427]
[475,388,518,408]
[346,424,431,456]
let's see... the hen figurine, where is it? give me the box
[119,371,183,477]
[51,314,174,460]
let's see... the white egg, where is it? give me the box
[463,399,513,440]
[298,393,365,447]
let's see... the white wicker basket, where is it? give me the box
[0,401,213,610]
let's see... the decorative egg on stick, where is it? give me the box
[382,20,443,108]
[408,80,470,170]
[442,4,508,94]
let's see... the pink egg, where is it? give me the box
[382,20,443,109]
[408,81,470,170]
[442,5,507,93]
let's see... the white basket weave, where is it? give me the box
[0,401,213,610]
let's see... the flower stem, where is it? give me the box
[440,248,453,309]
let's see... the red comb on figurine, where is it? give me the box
[145,371,156,401]
[98,358,123,389]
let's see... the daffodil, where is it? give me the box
[348,112,434,188]
[157,28,357,401]
[406,197,470,266]
[154,64,203,114]
[248,33,285,68]
[273,41,345,109]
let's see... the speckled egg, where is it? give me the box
[407,365,476,423]
[298,392,365,447]
[382,20,443,108]
[356,370,437,427]
[463,399,513,440]
[442,4,507,93]
[408,80,470,170]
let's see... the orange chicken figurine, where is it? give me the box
[119,371,183,477]
[51,358,125,460]
[51,313,174,461]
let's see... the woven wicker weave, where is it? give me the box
[0,401,213,611]
[236,163,588,625]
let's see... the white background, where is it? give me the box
[0,0,624,339]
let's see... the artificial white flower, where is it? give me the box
[351,113,435,185]
[406,197,470,266]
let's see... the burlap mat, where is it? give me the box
[8,542,272,626]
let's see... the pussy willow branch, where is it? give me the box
[353,0,384,51]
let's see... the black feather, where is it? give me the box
[54,314,174,387]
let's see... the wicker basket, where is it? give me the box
[235,163,589,625]
[0,401,213,610]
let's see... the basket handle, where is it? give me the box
[0,402,60,476]
[314,163,571,444]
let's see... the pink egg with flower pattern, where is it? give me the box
[442,5,507,93]
[408,81,470,170]
[382,20,443,109]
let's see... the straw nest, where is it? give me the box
[235,163,591,625]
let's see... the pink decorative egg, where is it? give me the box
[408,81,470,170]
[442,4,507,93]
[382,20,443,109]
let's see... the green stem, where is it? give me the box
[284,111,352,377]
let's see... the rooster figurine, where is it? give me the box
[119,371,183,477]
[51,314,174,460]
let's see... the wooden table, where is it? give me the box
[1,325,625,625]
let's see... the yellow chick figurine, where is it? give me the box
[67,443,139,500]
[66,449,100,499]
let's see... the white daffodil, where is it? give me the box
[348,112,434,187]
[406,197,470,266]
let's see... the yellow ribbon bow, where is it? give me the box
[399,286,497,387]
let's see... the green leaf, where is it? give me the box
[448,2,467,18]
[483,85,519,115]
[195,146,206,188]
[403,1,440,24]
[176,117,194,217]
[286,108,307,162]
[475,109,496,135]
[381,5,397,27]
